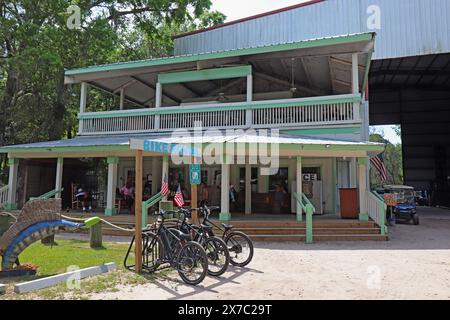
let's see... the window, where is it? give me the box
[269,167,289,193]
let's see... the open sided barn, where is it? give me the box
[174,0,450,206]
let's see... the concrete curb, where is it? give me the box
[14,262,116,294]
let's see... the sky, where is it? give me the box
[211,0,310,21]
[210,1,402,146]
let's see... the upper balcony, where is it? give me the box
[78,94,362,135]
[65,33,375,137]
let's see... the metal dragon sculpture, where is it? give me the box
[0,198,98,270]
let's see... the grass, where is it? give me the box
[0,238,172,300]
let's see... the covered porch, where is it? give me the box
[0,132,384,223]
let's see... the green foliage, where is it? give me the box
[0,1,225,182]
[369,132,403,188]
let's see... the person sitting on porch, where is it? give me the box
[120,181,134,215]
[75,187,92,213]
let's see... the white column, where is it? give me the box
[79,82,88,134]
[119,88,125,110]
[155,82,162,130]
[246,74,253,127]
[296,156,303,221]
[357,157,369,221]
[349,158,357,188]
[55,157,64,198]
[105,157,118,216]
[220,155,231,221]
[245,158,252,215]
[6,158,18,210]
[352,53,361,120]
[162,155,169,200]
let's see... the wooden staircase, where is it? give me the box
[231,220,388,242]
[63,212,388,241]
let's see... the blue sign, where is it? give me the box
[189,164,201,185]
[143,140,201,157]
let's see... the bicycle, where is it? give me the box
[124,210,208,286]
[198,201,254,267]
[171,207,230,277]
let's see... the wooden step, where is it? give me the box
[236,227,381,236]
[228,220,377,229]
[249,234,388,242]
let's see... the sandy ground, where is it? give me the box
[80,207,450,300]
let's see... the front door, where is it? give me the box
[200,166,221,206]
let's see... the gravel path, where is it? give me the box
[86,207,450,300]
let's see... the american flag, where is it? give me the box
[161,174,169,196]
[371,153,388,182]
[174,184,185,207]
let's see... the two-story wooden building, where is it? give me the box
[0,32,387,240]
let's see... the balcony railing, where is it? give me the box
[78,94,361,135]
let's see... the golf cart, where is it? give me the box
[382,185,419,225]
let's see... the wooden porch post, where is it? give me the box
[246,74,253,127]
[357,157,369,221]
[79,82,87,134]
[105,157,119,216]
[151,157,159,196]
[352,53,361,120]
[6,158,18,210]
[296,156,303,222]
[134,150,143,273]
[55,157,64,199]
[162,155,169,200]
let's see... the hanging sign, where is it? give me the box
[189,164,201,185]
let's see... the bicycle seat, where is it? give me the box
[170,228,192,241]
[221,223,233,231]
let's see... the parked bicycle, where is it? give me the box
[198,201,254,267]
[124,210,208,285]
[170,207,230,277]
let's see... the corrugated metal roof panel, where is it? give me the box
[174,0,450,60]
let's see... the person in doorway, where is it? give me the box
[120,180,135,214]
[229,184,238,211]
[198,181,209,206]
[272,184,287,214]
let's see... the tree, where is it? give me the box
[369,132,403,188]
[0,1,225,182]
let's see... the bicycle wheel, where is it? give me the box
[204,237,230,277]
[224,231,254,267]
[177,241,208,286]
[142,232,164,273]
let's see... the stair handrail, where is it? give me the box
[293,192,316,244]
[142,192,164,228]
[0,185,9,209]
[368,190,388,235]
[30,188,64,200]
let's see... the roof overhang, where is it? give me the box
[63,33,375,106]
[0,132,384,159]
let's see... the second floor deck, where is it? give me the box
[78,94,362,135]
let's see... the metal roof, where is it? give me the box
[174,0,450,61]
[0,132,384,154]
[64,33,374,107]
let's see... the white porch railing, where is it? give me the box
[367,191,387,235]
[0,185,8,209]
[78,94,361,135]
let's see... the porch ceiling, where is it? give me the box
[65,33,375,107]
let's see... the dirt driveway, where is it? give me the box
[91,207,450,300]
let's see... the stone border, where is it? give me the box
[14,262,116,294]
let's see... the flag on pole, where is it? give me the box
[370,153,388,182]
[174,184,185,207]
[161,174,169,196]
